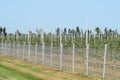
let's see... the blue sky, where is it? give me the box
[0,0,120,33]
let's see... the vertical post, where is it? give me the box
[9,42,11,56]
[41,28,45,65]
[8,42,10,56]
[80,29,83,44]
[6,42,8,56]
[86,27,88,46]
[60,29,62,44]
[4,41,7,56]
[94,31,96,55]
[94,31,96,47]
[42,42,45,64]
[72,32,75,44]
[60,29,63,70]
[11,42,13,56]
[101,31,103,45]
[35,43,38,64]
[22,42,25,60]
[50,33,53,66]
[65,35,66,46]
[25,34,27,42]
[103,44,107,80]
[86,24,89,75]
[3,36,5,55]
[60,43,63,70]
[0,43,1,54]
[86,44,89,75]
[13,41,15,57]
[1,40,3,55]
[28,42,31,62]
[41,28,44,43]
[50,43,53,66]
[72,43,75,72]
[0,42,1,54]
[111,32,113,41]
[28,32,30,43]
[17,42,20,58]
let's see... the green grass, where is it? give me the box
[16,64,56,75]
[0,64,44,80]
[0,55,102,80]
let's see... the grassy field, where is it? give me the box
[0,55,102,80]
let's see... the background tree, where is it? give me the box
[104,27,108,40]
[76,26,80,36]
[63,28,67,36]
[0,27,2,35]
[56,27,60,36]
[2,27,7,36]
[68,28,71,36]
[36,28,41,36]
[95,27,100,38]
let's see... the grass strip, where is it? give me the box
[0,64,44,80]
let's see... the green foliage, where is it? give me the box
[0,27,120,50]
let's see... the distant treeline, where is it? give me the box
[0,26,120,50]
[0,27,7,36]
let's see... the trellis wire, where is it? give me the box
[0,42,120,80]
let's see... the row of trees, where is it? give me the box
[0,26,120,50]
[56,27,118,38]
[0,27,7,36]
[0,26,118,38]
[55,27,119,49]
